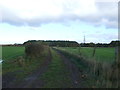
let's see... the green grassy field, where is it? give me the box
[2,46,73,88]
[55,47,118,88]
[58,47,115,63]
[2,46,49,77]
[2,46,115,63]
[2,46,118,88]
[2,46,25,60]
[2,46,24,74]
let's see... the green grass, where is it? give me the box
[2,46,49,82]
[0,46,2,59]
[2,46,25,60]
[53,48,97,88]
[41,48,72,88]
[55,47,117,88]
[2,46,25,75]
[58,47,115,63]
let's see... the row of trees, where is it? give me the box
[3,40,119,47]
[23,40,79,47]
[80,40,120,47]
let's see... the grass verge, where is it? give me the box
[54,47,118,88]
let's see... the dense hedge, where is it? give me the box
[25,43,44,58]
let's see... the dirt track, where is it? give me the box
[2,49,52,88]
[3,48,86,88]
[55,49,85,88]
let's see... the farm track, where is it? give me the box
[54,49,84,88]
[3,48,85,88]
[3,48,52,88]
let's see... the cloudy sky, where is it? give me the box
[0,0,119,44]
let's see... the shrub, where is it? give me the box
[25,43,44,58]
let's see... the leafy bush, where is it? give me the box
[25,43,44,58]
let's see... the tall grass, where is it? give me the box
[55,47,118,88]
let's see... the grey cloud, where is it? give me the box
[1,6,24,26]
[0,2,118,29]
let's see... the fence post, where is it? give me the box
[116,46,120,88]
[92,45,96,57]
[115,46,118,63]
[114,46,120,88]
[78,43,81,56]
[118,46,120,88]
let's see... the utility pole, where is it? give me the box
[84,35,86,46]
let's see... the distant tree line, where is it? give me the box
[1,44,23,47]
[23,40,79,47]
[80,40,120,47]
[23,40,120,47]
[2,40,119,47]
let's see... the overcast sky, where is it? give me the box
[0,0,119,44]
